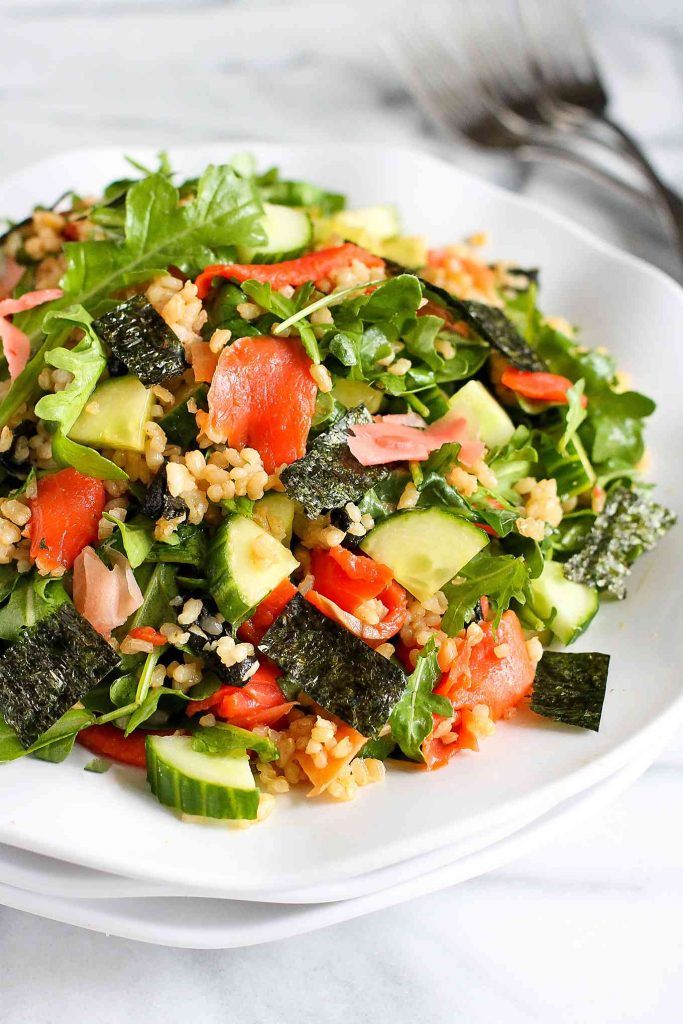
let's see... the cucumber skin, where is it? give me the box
[146,740,259,820]
[207,514,298,627]
[206,516,253,627]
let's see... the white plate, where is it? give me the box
[0,717,673,904]
[0,143,681,896]
[0,748,655,948]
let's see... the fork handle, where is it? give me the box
[585,114,683,262]
[516,140,649,207]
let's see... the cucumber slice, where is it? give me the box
[253,492,296,546]
[529,560,598,645]
[207,513,299,626]
[448,380,515,449]
[146,734,259,820]
[379,235,427,269]
[237,203,312,262]
[329,205,400,242]
[331,378,383,414]
[69,376,154,453]
[361,508,488,603]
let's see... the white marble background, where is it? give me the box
[0,1,682,1021]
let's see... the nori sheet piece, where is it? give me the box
[93,295,187,385]
[259,594,406,737]
[280,407,390,519]
[565,486,676,599]
[383,258,545,372]
[140,464,188,521]
[0,603,120,747]
[530,650,610,732]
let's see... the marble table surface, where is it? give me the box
[0,1,681,1021]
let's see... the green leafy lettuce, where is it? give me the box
[0,164,263,430]
[441,550,529,636]
[388,639,451,762]
[34,306,126,480]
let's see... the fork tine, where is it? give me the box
[516,0,607,102]
[387,12,504,139]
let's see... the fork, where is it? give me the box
[517,0,683,257]
[386,1,683,259]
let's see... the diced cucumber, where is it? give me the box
[329,205,401,242]
[146,734,259,820]
[529,560,598,645]
[448,380,515,449]
[319,206,426,268]
[236,203,312,262]
[253,492,297,546]
[159,383,208,448]
[207,513,299,626]
[361,507,488,603]
[69,376,154,453]
[379,235,427,269]
[331,378,383,414]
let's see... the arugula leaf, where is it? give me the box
[357,733,396,760]
[441,550,529,636]
[0,575,70,642]
[402,314,445,372]
[104,513,155,569]
[124,686,188,736]
[361,275,422,322]
[0,564,18,605]
[258,175,345,215]
[52,431,128,481]
[125,563,178,634]
[242,279,320,362]
[145,521,208,566]
[585,389,655,469]
[0,165,263,433]
[30,708,96,763]
[536,430,594,499]
[388,639,451,762]
[34,306,126,480]
[34,306,105,430]
[531,651,610,731]
[564,485,675,598]
[487,426,538,500]
[62,165,263,309]
[0,708,96,765]
[414,443,519,537]
[0,715,26,762]
[559,379,587,454]
[191,722,278,762]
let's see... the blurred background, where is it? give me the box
[1,0,682,276]
[0,2,682,1022]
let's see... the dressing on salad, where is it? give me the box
[0,154,674,823]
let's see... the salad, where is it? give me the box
[0,154,674,825]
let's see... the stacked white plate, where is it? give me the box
[0,144,681,947]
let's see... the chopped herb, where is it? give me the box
[280,406,390,518]
[259,594,406,737]
[564,486,676,598]
[84,757,111,774]
[93,295,187,385]
[531,651,610,731]
[0,604,119,747]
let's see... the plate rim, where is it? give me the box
[0,140,681,893]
